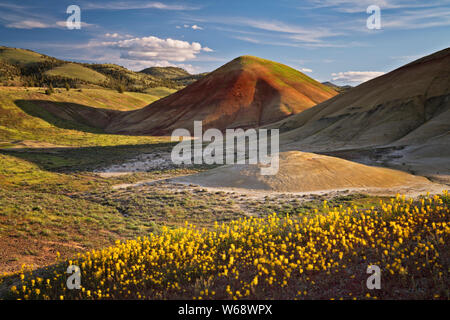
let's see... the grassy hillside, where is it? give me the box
[322,81,352,93]
[140,66,207,86]
[0,46,48,65]
[0,86,172,147]
[142,86,178,97]
[140,66,190,79]
[0,85,183,272]
[45,64,108,85]
[0,46,194,92]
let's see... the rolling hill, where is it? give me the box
[106,56,338,135]
[259,47,450,179]
[140,66,190,79]
[0,46,203,91]
[322,81,352,93]
[0,87,172,147]
[44,63,108,85]
[276,48,450,150]
[139,66,206,86]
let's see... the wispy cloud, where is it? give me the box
[0,3,96,30]
[6,20,50,29]
[231,18,342,43]
[382,7,450,30]
[305,0,448,13]
[6,19,96,30]
[83,1,199,11]
[55,21,96,29]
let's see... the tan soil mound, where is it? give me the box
[173,151,431,192]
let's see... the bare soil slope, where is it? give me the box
[273,48,449,152]
[106,56,337,135]
[268,48,450,178]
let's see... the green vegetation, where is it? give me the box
[0,46,47,66]
[0,46,205,92]
[0,87,172,147]
[140,66,190,79]
[45,64,108,84]
[143,86,178,97]
[237,55,336,94]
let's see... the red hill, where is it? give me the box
[106,56,337,135]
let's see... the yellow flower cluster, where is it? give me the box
[6,192,449,300]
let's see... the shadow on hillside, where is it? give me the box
[14,99,125,134]
[0,142,176,173]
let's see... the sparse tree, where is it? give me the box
[45,83,54,95]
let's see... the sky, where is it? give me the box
[0,0,449,85]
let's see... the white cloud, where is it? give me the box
[104,32,133,39]
[6,20,50,29]
[105,32,120,38]
[98,36,210,63]
[331,71,385,83]
[182,24,204,30]
[176,63,199,74]
[299,68,313,73]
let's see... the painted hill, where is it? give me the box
[271,47,450,178]
[106,56,338,135]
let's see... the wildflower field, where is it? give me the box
[2,192,449,300]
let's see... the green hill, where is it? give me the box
[0,87,172,147]
[140,66,190,79]
[322,81,352,93]
[0,46,49,65]
[45,63,108,85]
[0,46,193,92]
[140,66,207,86]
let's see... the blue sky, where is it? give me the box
[0,0,449,85]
